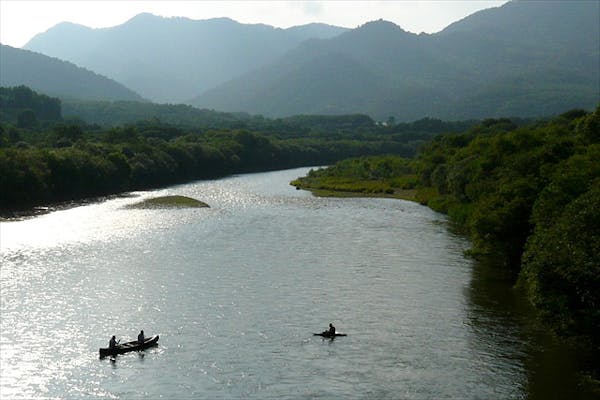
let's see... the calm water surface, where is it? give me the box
[0,168,592,399]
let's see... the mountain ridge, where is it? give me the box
[190,1,599,120]
[0,44,145,102]
[21,1,600,120]
[25,14,349,103]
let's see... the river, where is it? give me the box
[0,167,593,399]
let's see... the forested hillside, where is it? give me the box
[0,45,144,102]
[292,106,600,354]
[191,1,599,120]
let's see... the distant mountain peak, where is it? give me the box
[125,12,162,23]
[43,20,92,33]
[288,22,340,29]
[359,19,405,31]
[352,19,414,37]
[53,21,88,28]
[124,13,242,27]
[206,16,238,24]
[361,19,399,27]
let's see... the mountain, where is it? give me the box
[0,45,144,102]
[190,1,600,120]
[25,14,348,103]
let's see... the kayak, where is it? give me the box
[313,332,347,338]
[99,335,159,358]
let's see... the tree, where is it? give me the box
[17,109,37,129]
[521,184,600,338]
[11,86,35,108]
[53,124,83,143]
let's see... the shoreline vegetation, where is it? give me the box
[291,107,600,387]
[1,86,472,217]
[290,158,444,207]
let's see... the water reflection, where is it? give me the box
[465,257,596,400]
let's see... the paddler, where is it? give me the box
[328,323,336,335]
[109,335,118,348]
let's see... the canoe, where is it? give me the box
[99,335,159,358]
[313,332,347,338]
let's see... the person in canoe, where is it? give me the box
[137,330,145,344]
[109,335,119,349]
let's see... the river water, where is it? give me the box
[0,168,593,399]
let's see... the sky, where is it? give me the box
[0,0,508,48]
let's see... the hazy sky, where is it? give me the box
[0,0,508,48]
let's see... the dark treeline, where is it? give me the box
[0,123,415,213]
[0,86,61,128]
[293,107,600,358]
[418,109,599,354]
[0,86,473,213]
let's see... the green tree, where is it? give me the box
[17,109,37,129]
[521,183,600,339]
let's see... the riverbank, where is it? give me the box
[290,155,431,203]
[293,183,420,202]
[290,108,600,389]
[292,168,600,393]
[290,159,438,208]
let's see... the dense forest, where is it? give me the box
[0,86,470,214]
[292,107,600,373]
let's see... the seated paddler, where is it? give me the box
[327,323,336,335]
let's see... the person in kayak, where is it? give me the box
[137,330,145,344]
[328,323,336,335]
[109,335,118,348]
